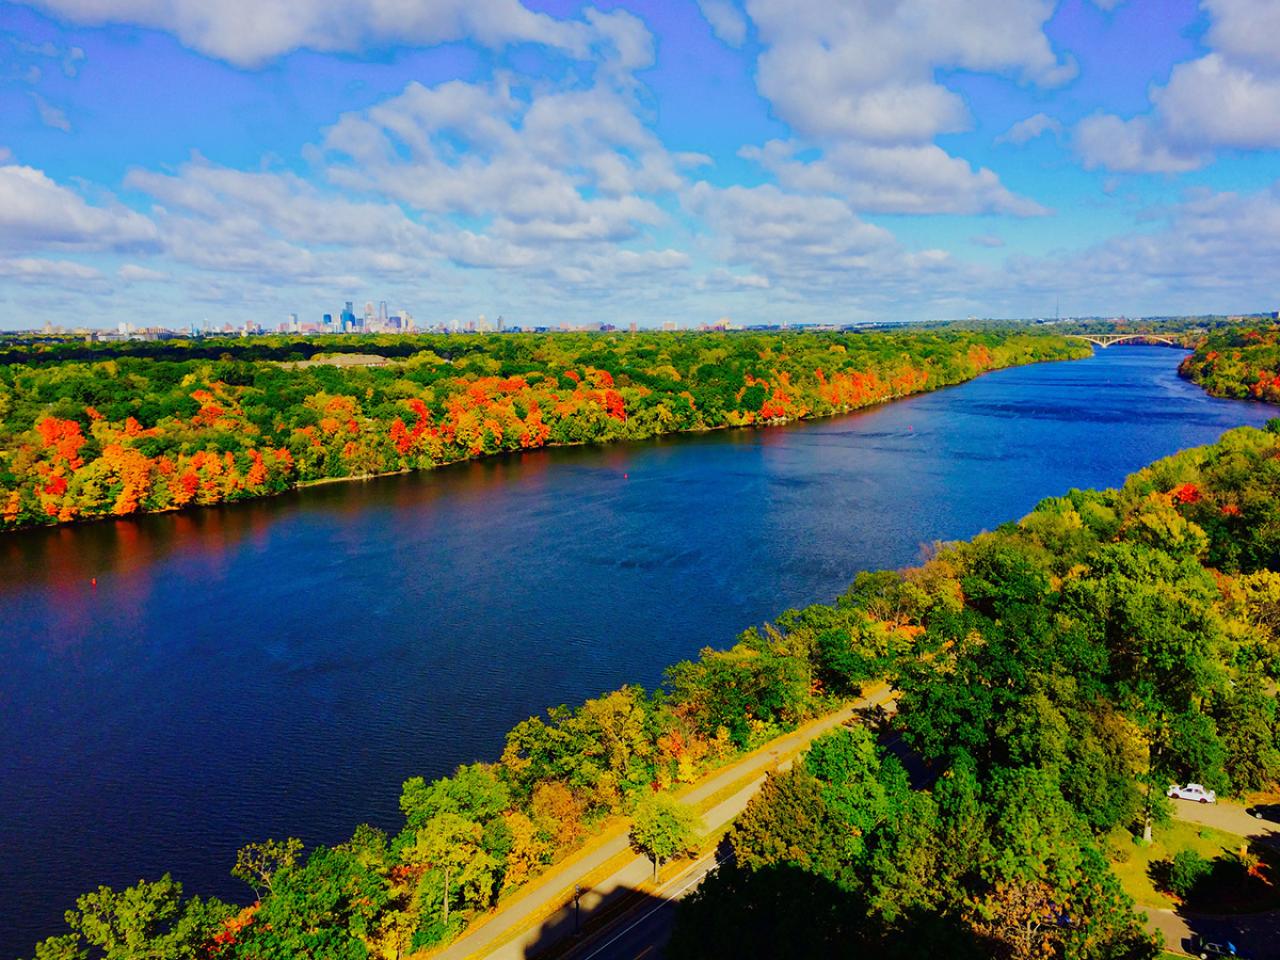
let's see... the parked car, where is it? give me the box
[1189,934,1249,958]
[1168,783,1217,803]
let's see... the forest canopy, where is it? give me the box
[0,330,1086,530]
[1181,323,1280,403]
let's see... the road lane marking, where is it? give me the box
[574,851,734,960]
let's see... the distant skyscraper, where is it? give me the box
[497,315,504,332]
[378,301,388,323]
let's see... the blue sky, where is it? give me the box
[2,0,1279,329]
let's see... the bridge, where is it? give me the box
[1065,333,1178,348]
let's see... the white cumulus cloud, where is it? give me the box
[731,0,1066,217]
[0,164,157,251]
[1075,0,1280,172]
[18,0,595,68]
[697,0,748,47]
[997,112,1063,146]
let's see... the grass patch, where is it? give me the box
[1109,820,1250,910]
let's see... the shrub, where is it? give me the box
[1167,849,1213,898]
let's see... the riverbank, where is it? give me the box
[1179,323,1280,405]
[0,329,1089,533]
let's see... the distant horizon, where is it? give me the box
[3,1,1280,328]
[2,311,1277,337]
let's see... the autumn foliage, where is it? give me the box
[1182,324,1280,403]
[0,330,1086,530]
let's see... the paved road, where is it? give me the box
[553,849,733,960]
[430,685,893,960]
[1150,906,1280,959]
[1169,797,1280,842]
[1152,799,1280,958]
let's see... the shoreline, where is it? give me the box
[0,350,1090,536]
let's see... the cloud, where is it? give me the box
[744,139,1048,216]
[1154,54,1280,152]
[118,263,168,281]
[1203,0,1280,72]
[63,45,85,76]
[0,257,107,289]
[1074,0,1280,172]
[728,0,1065,217]
[997,112,1062,145]
[746,0,1074,145]
[18,0,600,68]
[971,234,1005,248]
[320,73,690,247]
[682,181,961,302]
[1007,180,1280,310]
[1074,114,1207,173]
[697,0,748,47]
[123,159,437,282]
[30,93,71,132]
[0,164,158,251]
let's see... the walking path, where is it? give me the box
[425,684,893,960]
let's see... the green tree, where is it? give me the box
[410,812,499,927]
[1214,667,1280,792]
[237,846,388,960]
[629,793,703,881]
[399,763,509,832]
[232,836,303,900]
[45,875,231,960]
[803,725,906,864]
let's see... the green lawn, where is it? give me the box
[1110,820,1249,910]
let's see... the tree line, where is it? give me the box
[0,330,1087,530]
[26,421,1280,958]
[1181,323,1280,403]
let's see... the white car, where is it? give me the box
[1167,783,1217,804]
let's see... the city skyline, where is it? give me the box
[3,1,1280,330]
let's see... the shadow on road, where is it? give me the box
[524,885,670,960]
[1173,910,1280,960]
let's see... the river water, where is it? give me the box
[0,348,1273,954]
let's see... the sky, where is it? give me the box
[1,0,1279,330]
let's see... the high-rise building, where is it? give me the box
[378,301,388,323]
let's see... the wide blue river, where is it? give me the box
[0,347,1273,955]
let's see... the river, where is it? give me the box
[0,347,1273,955]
